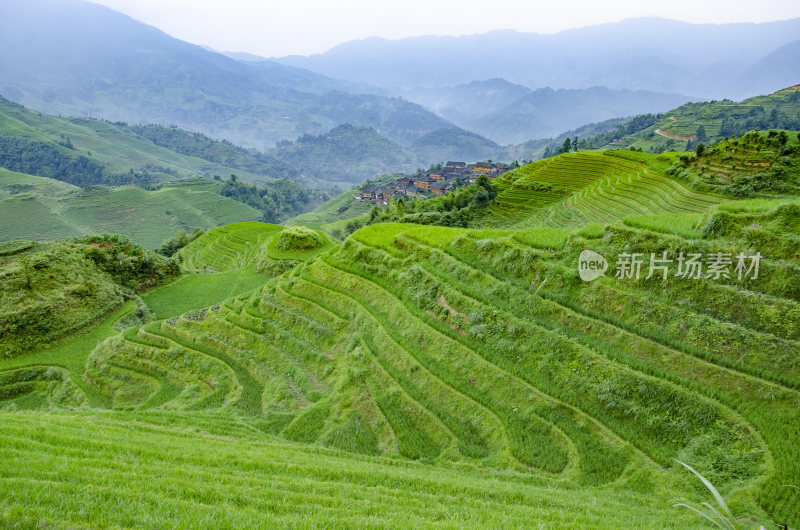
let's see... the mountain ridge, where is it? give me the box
[0,0,469,153]
[277,17,800,99]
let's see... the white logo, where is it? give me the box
[578,250,608,282]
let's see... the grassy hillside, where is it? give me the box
[666,130,800,197]
[0,235,177,357]
[481,150,721,228]
[0,96,269,183]
[285,186,374,230]
[1,409,715,528]
[0,174,262,248]
[2,197,800,525]
[180,222,333,274]
[514,87,800,160]
[590,86,800,153]
[179,222,285,273]
[120,123,293,179]
[2,131,800,527]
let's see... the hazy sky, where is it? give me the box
[89,0,800,57]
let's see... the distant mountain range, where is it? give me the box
[0,0,457,152]
[398,81,694,144]
[0,94,503,185]
[1,0,797,183]
[278,18,800,100]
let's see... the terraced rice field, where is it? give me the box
[3,203,799,526]
[0,176,262,248]
[180,222,283,272]
[483,151,721,228]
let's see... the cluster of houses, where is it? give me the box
[357,160,512,205]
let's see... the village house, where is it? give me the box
[396,182,418,196]
[473,161,494,173]
[414,174,435,190]
[429,171,444,181]
[357,158,512,207]
[376,186,394,203]
[430,181,451,195]
[359,184,377,200]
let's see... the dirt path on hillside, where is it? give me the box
[655,129,696,141]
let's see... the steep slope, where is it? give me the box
[571,86,800,154]
[0,174,262,248]
[481,151,721,228]
[3,206,800,524]
[0,0,454,150]
[0,95,284,183]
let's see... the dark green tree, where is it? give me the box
[695,143,705,157]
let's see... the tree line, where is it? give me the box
[218,175,334,223]
[0,136,154,188]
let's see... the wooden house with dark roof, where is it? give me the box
[430,181,451,195]
[360,184,377,200]
[376,186,394,202]
[414,174,435,190]
[446,161,466,169]
[473,161,494,173]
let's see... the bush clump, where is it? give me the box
[275,227,324,251]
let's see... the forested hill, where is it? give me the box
[272,125,412,183]
[0,95,276,184]
[0,0,459,151]
[579,85,800,153]
[514,85,800,159]
[120,124,295,179]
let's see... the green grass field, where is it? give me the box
[0,409,718,529]
[2,196,799,526]
[2,139,800,528]
[0,175,262,248]
[285,186,373,232]
[140,268,270,319]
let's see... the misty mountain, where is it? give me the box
[395,79,532,125]
[278,18,800,100]
[0,0,462,153]
[738,40,800,97]
[458,86,693,144]
[410,128,503,165]
[271,124,412,184]
[267,124,504,183]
